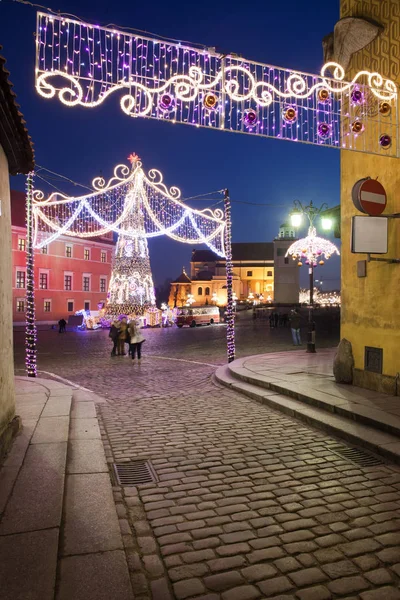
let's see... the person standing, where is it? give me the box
[109,320,120,356]
[289,309,302,346]
[128,319,145,362]
[118,318,128,356]
[58,318,67,333]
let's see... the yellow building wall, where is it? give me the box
[341,0,400,379]
[236,267,274,297]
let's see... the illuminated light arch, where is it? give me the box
[33,160,226,257]
[35,12,398,156]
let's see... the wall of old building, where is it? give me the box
[0,146,17,459]
[340,0,400,392]
[273,239,300,304]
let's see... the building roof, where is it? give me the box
[172,269,192,284]
[0,48,34,175]
[11,190,115,246]
[192,243,274,263]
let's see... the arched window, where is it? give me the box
[205,287,210,296]
[198,287,203,296]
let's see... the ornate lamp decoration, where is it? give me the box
[286,226,340,267]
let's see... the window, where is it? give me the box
[39,272,48,290]
[101,250,107,263]
[64,275,72,291]
[84,301,90,311]
[65,245,72,258]
[17,299,25,312]
[67,300,74,312]
[198,287,203,296]
[16,270,25,289]
[247,270,253,277]
[44,300,51,312]
[41,245,48,254]
[84,248,90,260]
[267,270,272,277]
[18,238,26,251]
[205,287,210,296]
[284,257,289,264]
[83,276,90,292]
[100,277,107,293]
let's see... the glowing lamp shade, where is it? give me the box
[321,217,333,231]
[290,212,303,227]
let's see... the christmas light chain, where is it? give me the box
[25,171,37,377]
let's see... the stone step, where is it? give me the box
[228,359,400,439]
[0,377,73,600]
[215,365,400,465]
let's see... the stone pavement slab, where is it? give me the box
[0,528,58,600]
[63,472,123,555]
[0,442,67,534]
[31,415,69,444]
[67,439,108,474]
[57,550,133,600]
[69,417,101,440]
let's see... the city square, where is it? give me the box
[1,0,400,598]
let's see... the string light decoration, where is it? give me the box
[224,189,235,363]
[32,159,226,256]
[285,226,340,267]
[35,12,398,156]
[25,172,37,377]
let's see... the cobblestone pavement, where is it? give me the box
[14,315,400,599]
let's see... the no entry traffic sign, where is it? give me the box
[352,178,387,216]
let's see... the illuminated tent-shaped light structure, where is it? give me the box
[285,226,340,267]
[33,156,226,317]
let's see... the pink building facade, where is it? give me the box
[11,190,115,324]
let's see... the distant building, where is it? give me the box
[0,47,34,460]
[11,190,115,324]
[169,229,299,307]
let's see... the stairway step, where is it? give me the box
[228,361,400,438]
[215,365,400,465]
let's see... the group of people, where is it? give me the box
[109,318,145,361]
[268,312,289,328]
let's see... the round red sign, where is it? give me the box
[352,178,387,216]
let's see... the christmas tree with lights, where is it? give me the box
[106,154,156,317]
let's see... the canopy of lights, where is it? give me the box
[32,155,226,256]
[35,11,398,156]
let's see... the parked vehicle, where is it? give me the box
[176,306,220,328]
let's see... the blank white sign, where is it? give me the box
[351,216,388,254]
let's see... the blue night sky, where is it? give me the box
[1,0,341,290]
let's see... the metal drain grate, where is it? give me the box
[330,444,383,467]
[113,460,157,486]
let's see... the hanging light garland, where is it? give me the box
[35,11,398,156]
[33,159,226,256]
[25,171,37,377]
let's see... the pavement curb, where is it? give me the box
[215,364,400,466]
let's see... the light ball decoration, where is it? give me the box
[244,109,258,127]
[283,106,297,123]
[159,93,174,111]
[286,226,340,267]
[318,88,330,103]
[351,88,364,105]
[351,120,364,134]
[317,122,331,140]
[379,101,391,116]
[379,133,392,149]
[204,93,218,110]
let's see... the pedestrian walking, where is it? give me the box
[289,309,302,346]
[109,319,120,356]
[128,319,146,362]
[118,318,128,356]
[269,312,274,328]
[274,312,279,328]
[58,318,67,333]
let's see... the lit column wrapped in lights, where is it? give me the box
[224,189,235,363]
[25,171,37,377]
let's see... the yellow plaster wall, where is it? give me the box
[341,0,400,376]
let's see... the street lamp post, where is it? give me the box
[286,200,340,354]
